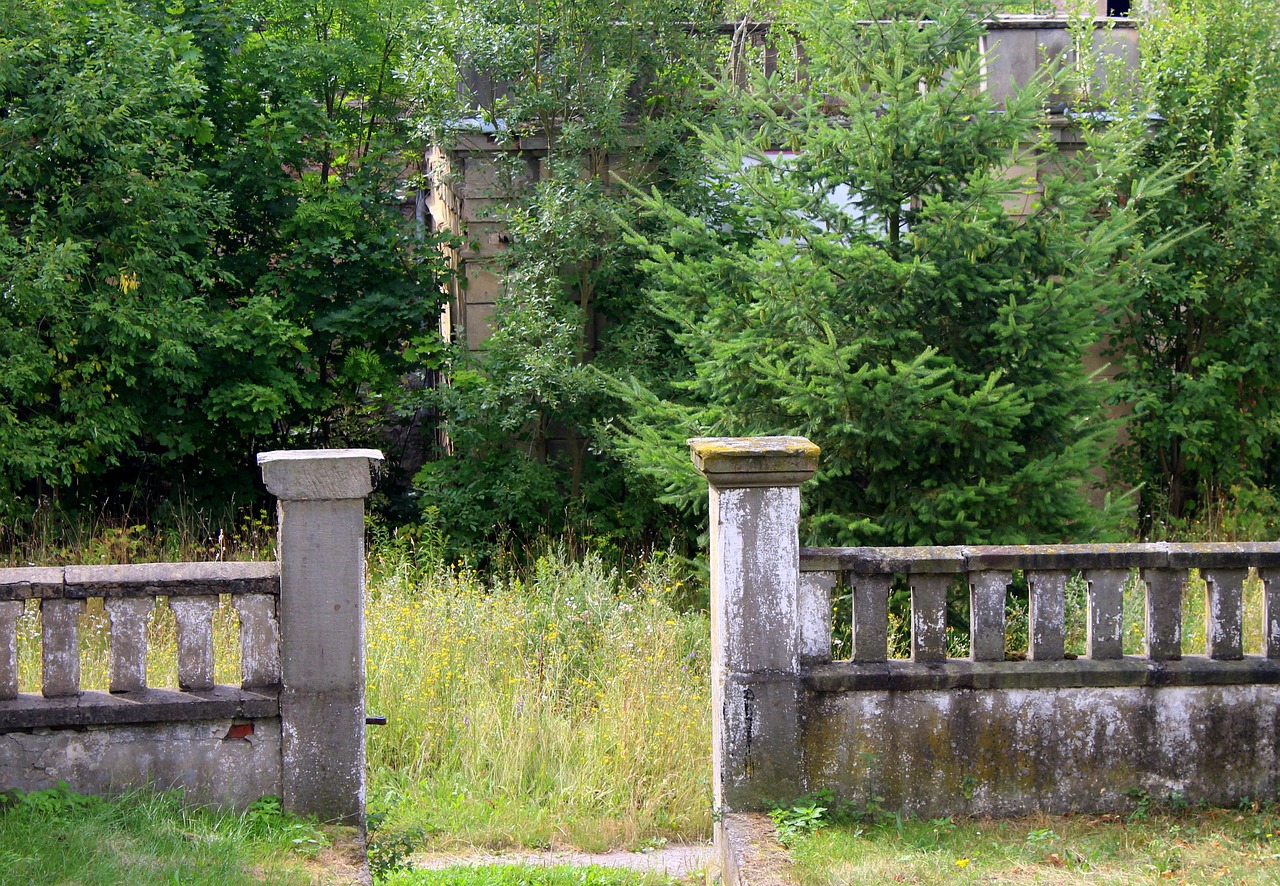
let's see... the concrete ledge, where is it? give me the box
[801,542,1280,574]
[0,561,280,601]
[258,449,383,501]
[806,656,1280,692]
[689,437,819,489]
[720,813,798,886]
[0,686,279,730]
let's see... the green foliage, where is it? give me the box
[612,0,1147,546]
[1114,0,1280,529]
[407,0,717,555]
[0,0,225,511]
[770,799,829,846]
[0,0,449,524]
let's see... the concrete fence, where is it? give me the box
[692,436,1280,825]
[0,449,381,824]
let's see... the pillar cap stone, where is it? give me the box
[688,436,819,489]
[258,449,384,501]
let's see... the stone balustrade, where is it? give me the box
[0,449,380,823]
[692,436,1280,837]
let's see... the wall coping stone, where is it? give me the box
[0,561,279,601]
[0,686,278,730]
[258,449,384,501]
[805,656,1280,692]
[689,437,819,489]
[801,542,1280,573]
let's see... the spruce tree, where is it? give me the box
[612,0,1146,545]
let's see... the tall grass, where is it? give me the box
[364,540,712,852]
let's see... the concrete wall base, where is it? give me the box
[0,717,282,809]
[805,684,1280,817]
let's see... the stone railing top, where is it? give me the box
[258,448,384,501]
[0,560,280,600]
[689,436,820,488]
[801,542,1280,574]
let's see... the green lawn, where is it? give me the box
[787,803,1280,885]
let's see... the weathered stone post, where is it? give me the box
[258,449,382,825]
[689,436,820,817]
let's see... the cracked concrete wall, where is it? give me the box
[0,718,282,808]
[803,684,1280,817]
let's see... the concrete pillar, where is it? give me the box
[105,597,153,692]
[258,448,382,825]
[1086,569,1127,660]
[909,575,949,663]
[1142,567,1183,661]
[1028,570,1068,661]
[1204,568,1246,661]
[0,601,23,700]
[850,575,891,663]
[970,571,1011,663]
[689,436,819,815]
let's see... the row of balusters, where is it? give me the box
[0,594,281,700]
[803,566,1280,664]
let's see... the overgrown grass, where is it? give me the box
[0,786,342,885]
[786,800,1280,885]
[364,539,713,853]
[0,502,274,567]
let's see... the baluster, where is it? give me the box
[234,594,282,689]
[911,574,950,662]
[970,570,1011,662]
[42,598,84,697]
[1263,568,1280,659]
[850,574,891,662]
[104,597,153,693]
[0,600,22,699]
[1028,570,1068,661]
[1204,568,1246,660]
[170,596,218,691]
[1141,568,1183,661]
[799,571,836,665]
[1085,569,1127,660]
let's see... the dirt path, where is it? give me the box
[412,844,716,880]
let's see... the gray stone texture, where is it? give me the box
[691,437,817,813]
[1205,568,1246,660]
[235,594,282,688]
[258,449,381,501]
[909,574,949,663]
[170,596,218,691]
[804,683,1280,818]
[264,449,381,825]
[105,597,153,692]
[850,575,891,663]
[42,598,83,697]
[702,436,1280,827]
[969,571,1010,663]
[1028,570,1068,661]
[1265,569,1280,658]
[1144,568,1183,661]
[0,717,282,809]
[1086,569,1127,660]
[0,601,21,699]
